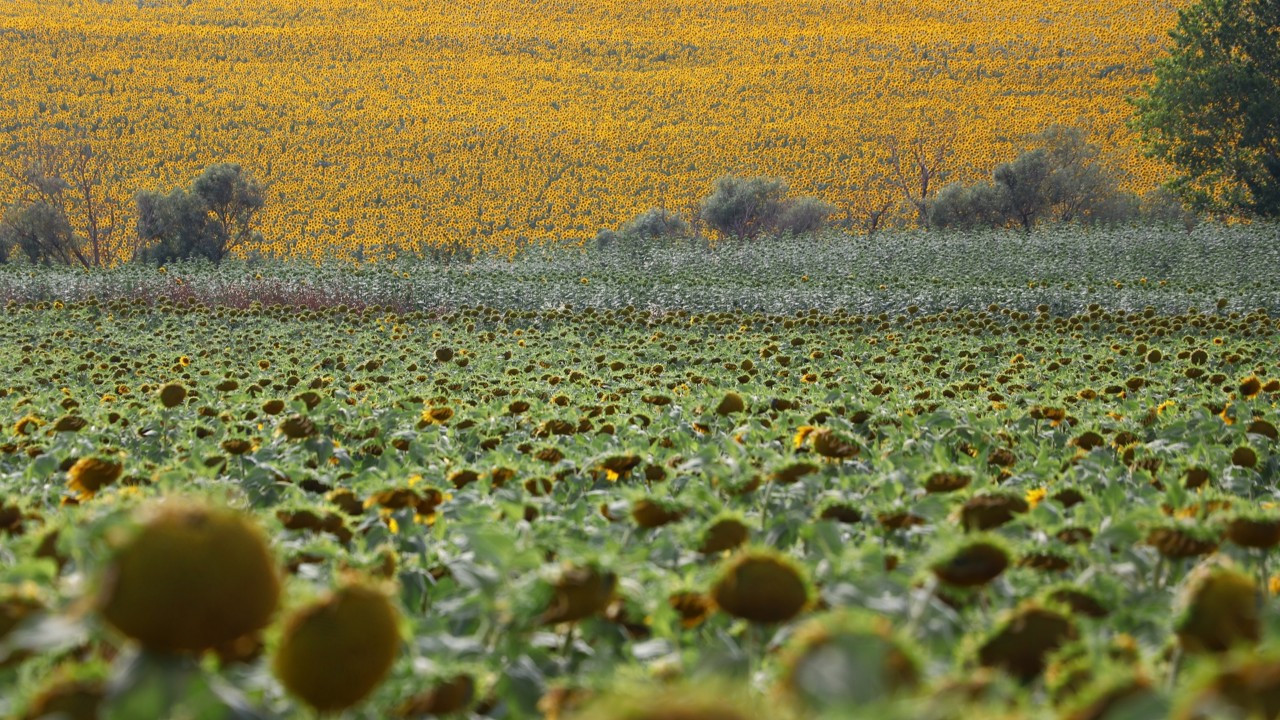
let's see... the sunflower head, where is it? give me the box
[711,548,810,625]
[777,611,920,710]
[1175,557,1260,654]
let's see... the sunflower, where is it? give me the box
[157,382,187,408]
[1175,559,1259,654]
[698,516,750,554]
[539,564,617,626]
[1239,375,1263,399]
[98,498,280,654]
[931,538,1010,588]
[669,592,714,629]
[716,391,746,416]
[777,612,920,709]
[66,456,123,498]
[274,582,402,713]
[1175,655,1280,720]
[977,604,1077,682]
[394,673,476,718]
[711,549,810,625]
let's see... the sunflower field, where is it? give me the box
[0,0,1183,261]
[1,225,1280,718]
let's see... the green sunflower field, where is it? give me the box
[2,225,1280,719]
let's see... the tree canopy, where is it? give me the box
[1133,0,1280,217]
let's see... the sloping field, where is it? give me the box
[0,0,1178,258]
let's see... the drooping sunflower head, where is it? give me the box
[710,548,811,625]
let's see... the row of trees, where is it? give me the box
[0,133,265,266]
[603,0,1277,244]
[600,123,1191,246]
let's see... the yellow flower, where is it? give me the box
[1219,403,1235,426]
[793,426,817,451]
[1025,487,1047,509]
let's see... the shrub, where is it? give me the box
[1081,189,1142,226]
[135,164,265,264]
[776,196,836,236]
[620,208,690,240]
[594,228,622,250]
[1141,187,1198,229]
[700,175,788,240]
[0,201,81,265]
[929,181,1008,230]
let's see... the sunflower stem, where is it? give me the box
[759,480,776,531]
[1166,645,1182,688]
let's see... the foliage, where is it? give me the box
[619,208,690,241]
[1132,0,1280,217]
[932,127,1147,230]
[2,224,1278,315]
[135,164,265,265]
[995,149,1053,230]
[0,201,79,265]
[775,196,836,236]
[699,175,789,240]
[928,181,1008,230]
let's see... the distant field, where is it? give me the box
[0,0,1181,260]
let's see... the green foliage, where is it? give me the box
[776,196,836,236]
[699,175,789,239]
[700,176,835,239]
[619,207,690,241]
[1132,0,1280,217]
[928,181,1008,230]
[0,201,80,265]
[994,148,1053,230]
[0,230,1279,718]
[135,164,265,264]
[932,126,1145,230]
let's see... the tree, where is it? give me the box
[0,201,77,264]
[994,149,1052,230]
[1132,0,1280,217]
[883,120,957,228]
[1032,126,1119,223]
[842,174,898,236]
[699,175,788,240]
[3,128,126,266]
[135,164,266,264]
[191,163,266,251]
[135,188,221,264]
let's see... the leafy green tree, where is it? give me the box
[135,188,221,264]
[994,149,1052,230]
[0,201,80,264]
[700,175,788,240]
[1032,126,1121,223]
[191,163,266,250]
[135,164,265,264]
[1132,0,1280,216]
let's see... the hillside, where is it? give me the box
[0,1,1179,259]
